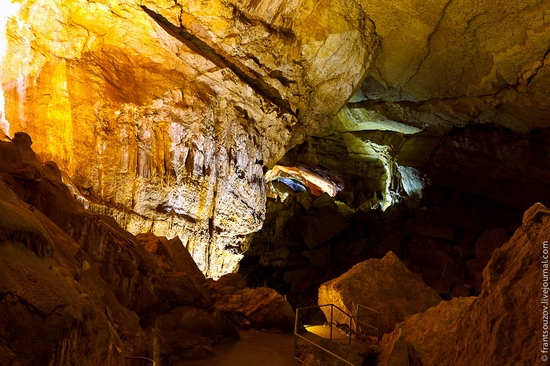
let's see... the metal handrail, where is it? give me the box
[125,356,155,365]
[353,303,380,344]
[293,303,379,366]
[294,333,354,366]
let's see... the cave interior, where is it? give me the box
[0,0,548,365]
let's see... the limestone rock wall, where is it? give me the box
[353,0,550,134]
[0,183,127,366]
[375,203,544,366]
[422,203,544,365]
[0,138,144,365]
[300,0,550,215]
[0,0,377,277]
[0,136,300,364]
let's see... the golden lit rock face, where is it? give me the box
[0,0,377,277]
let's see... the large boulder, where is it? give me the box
[208,275,296,331]
[318,251,442,335]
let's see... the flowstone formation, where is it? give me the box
[0,0,377,277]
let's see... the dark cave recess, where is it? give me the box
[240,182,522,310]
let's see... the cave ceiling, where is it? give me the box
[0,0,549,277]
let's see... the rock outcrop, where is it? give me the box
[351,0,550,134]
[0,135,296,364]
[0,136,145,364]
[421,203,544,366]
[207,273,296,331]
[318,251,442,335]
[0,0,377,278]
[376,296,476,366]
[376,202,544,366]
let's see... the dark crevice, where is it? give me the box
[141,6,296,117]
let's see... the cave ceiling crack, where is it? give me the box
[400,0,454,96]
[141,6,296,117]
[294,0,320,28]
[173,0,183,26]
[349,0,380,42]
[525,46,550,87]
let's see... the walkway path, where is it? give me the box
[179,329,295,366]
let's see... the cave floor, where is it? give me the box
[180,329,295,366]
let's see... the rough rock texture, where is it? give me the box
[0,135,269,364]
[0,0,377,278]
[137,233,205,281]
[207,274,296,331]
[0,137,144,364]
[376,296,476,366]
[420,203,544,366]
[373,202,546,366]
[318,251,442,335]
[0,182,128,365]
[352,0,550,134]
[4,139,213,315]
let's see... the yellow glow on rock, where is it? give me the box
[45,60,74,169]
[0,0,22,137]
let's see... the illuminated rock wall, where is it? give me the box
[350,0,550,133]
[3,0,547,278]
[0,0,377,277]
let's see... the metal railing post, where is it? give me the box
[294,308,299,366]
[348,315,352,345]
[125,356,155,365]
[377,312,380,345]
[330,305,333,341]
[293,303,379,366]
